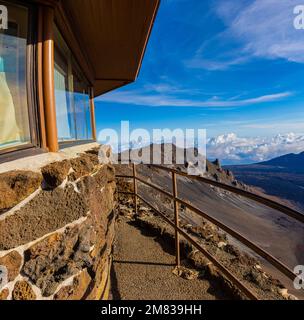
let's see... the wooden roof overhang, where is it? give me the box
[32,0,160,97]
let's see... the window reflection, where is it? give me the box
[54,26,92,143]
[0,3,31,150]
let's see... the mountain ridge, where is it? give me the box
[225,151,304,211]
[257,151,304,173]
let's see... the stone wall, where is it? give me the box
[0,146,116,300]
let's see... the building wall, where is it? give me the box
[0,145,116,300]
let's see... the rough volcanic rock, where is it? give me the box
[0,251,22,282]
[77,176,116,220]
[94,164,115,186]
[84,152,100,166]
[89,145,112,159]
[0,152,117,300]
[172,266,200,280]
[189,223,226,244]
[106,165,115,182]
[54,269,91,300]
[85,214,116,300]
[213,159,221,168]
[0,184,88,250]
[187,250,212,269]
[0,171,42,211]
[69,154,95,181]
[244,269,272,291]
[22,217,98,297]
[41,160,71,188]
[85,147,100,156]
[12,281,36,300]
[224,244,241,257]
[0,288,9,300]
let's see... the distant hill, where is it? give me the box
[118,143,251,189]
[226,151,304,212]
[258,151,304,173]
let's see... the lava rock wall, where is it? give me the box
[0,148,116,300]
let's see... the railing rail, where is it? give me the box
[116,163,304,300]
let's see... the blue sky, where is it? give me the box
[95,0,304,164]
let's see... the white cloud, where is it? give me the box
[187,0,304,70]
[98,89,292,108]
[186,55,250,71]
[207,132,304,164]
[225,0,304,63]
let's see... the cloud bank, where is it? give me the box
[207,132,304,164]
[98,88,292,108]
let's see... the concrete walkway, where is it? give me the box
[110,218,226,300]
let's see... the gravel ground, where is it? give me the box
[110,217,228,300]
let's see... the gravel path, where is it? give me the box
[110,218,226,300]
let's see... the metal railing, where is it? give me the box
[116,163,304,300]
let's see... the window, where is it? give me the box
[54,26,92,143]
[0,2,36,152]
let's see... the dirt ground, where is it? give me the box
[110,217,230,300]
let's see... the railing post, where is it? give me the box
[172,171,180,267]
[133,163,138,215]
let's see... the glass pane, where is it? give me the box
[0,3,31,150]
[73,74,91,140]
[54,26,93,143]
[54,52,77,141]
[85,97,92,140]
[54,27,76,142]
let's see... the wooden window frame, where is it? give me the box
[54,22,96,148]
[0,0,97,164]
[0,0,45,163]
